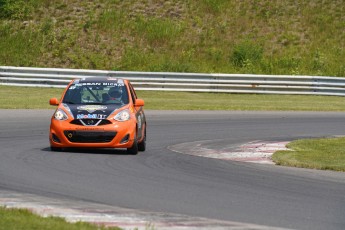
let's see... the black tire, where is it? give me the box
[51,146,62,152]
[127,138,138,155]
[138,128,146,152]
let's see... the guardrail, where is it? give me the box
[1,66,345,96]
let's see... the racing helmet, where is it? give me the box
[108,87,122,98]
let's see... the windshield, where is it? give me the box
[62,82,129,105]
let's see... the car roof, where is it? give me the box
[74,77,126,84]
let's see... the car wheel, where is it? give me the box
[127,137,138,155]
[138,128,146,152]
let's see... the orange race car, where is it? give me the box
[49,77,146,155]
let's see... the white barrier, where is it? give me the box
[1,66,345,96]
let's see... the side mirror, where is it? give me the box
[49,98,59,106]
[135,99,144,107]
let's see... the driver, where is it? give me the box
[104,87,122,102]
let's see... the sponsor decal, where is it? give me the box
[80,82,102,86]
[102,82,124,86]
[77,105,107,113]
[76,82,124,87]
[77,114,97,119]
[77,114,107,119]
[97,114,107,119]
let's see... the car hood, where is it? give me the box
[64,104,125,120]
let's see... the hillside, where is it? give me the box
[0,0,344,76]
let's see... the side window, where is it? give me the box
[128,83,137,103]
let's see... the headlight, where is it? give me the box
[62,103,74,119]
[114,109,130,122]
[54,109,68,121]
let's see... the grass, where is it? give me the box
[0,206,121,230]
[272,137,345,172]
[0,0,344,76]
[138,91,345,111]
[2,85,345,111]
[0,86,63,109]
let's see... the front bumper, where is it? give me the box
[49,118,136,149]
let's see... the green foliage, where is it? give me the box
[0,0,36,19]
[274,57,302,75]
[0,26,41,66]
[0,0,344,76]
[40,18,55,35]
[231,40,263,67]
[312,49,326,73]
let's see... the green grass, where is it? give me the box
[0,86,63,109]
[272,137,345,172]
[2,85,345,111]
[0,0,344,76]
[0,206,121,230]
[138,91,345,111]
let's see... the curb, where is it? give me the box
[168,140,290,164]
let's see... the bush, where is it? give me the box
[231,40,263,67]
[0,0,34,19]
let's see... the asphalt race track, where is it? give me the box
[0,110,345,230]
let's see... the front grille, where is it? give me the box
[70,119,112,126]
[64,131,116,143]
